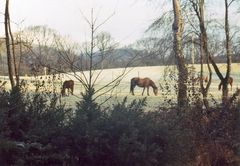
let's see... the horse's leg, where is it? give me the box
[63,88,66,96]
[142,87,145,96]
[67,88,70,96]
[61,88,64,96]
[147,87,149,96]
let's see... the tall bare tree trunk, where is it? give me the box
[199,0,212,109]
[172,0,188,108]
[9,21,19,86]
[196,0,233,105]
[222,0,232,104]
[4,0,15,89]
[208,0,233,105]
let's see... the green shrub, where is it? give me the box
[0,88,70,165]
[66,97,166,165]
[0,86,239,165]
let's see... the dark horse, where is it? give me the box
[218,76,233,91]
[61,80,74,96]
[130,77,158,96]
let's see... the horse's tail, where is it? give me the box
[130,79,134,93]
[71,80,74,94]
[61,86,65,96]
[130,78,136,94]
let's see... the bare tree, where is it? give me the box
[55,9,129,105]
[189,0,239,105]
[189,0,212,109]
[131,37,171,65]
[96,31,118,69]
[19,25,64,75]
[14,30,29,77]
[146,10,176,65]
[172,0,188,108]
[4,0,15,88]
[222,0,233,102]
[208,0,235,104]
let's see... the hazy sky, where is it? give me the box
[0,0,239,46]
[0,0,162,46]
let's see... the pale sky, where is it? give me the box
[0,0,162,46]
[0,1,239,46]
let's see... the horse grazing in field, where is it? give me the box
[193,75,208,84]
[130,77,158,96]
[218,76,233,91]
[61,80,74,96]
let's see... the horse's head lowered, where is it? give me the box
[153,87,158,96]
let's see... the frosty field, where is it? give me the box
[1,63,240,109]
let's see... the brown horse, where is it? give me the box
[130,77,158,96]
[61,80,74,96]
[218,76,233,91]
[193,75,208,83]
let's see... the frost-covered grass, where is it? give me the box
[1,63,240,109]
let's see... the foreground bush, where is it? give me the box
[0,88,239,165]
[0,88,69,165]
[190,105,240,165]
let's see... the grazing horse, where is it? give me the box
[61,80,74,96]
[218,76,233,91]
[192,75,208,84]
[130,77,158,96]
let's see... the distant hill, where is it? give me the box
[0,37,239,76]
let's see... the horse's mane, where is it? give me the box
[150,79,157,89]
